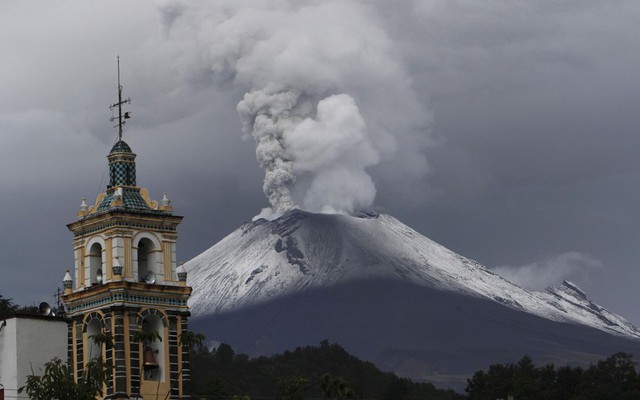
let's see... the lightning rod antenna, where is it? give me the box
[109,56,132,141]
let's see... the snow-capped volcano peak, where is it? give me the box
[187,210,640,339]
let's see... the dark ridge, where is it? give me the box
[192,279,640,390]
[190,340,464,399]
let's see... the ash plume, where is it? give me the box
[236,87,303,214]
[160,0,431,217]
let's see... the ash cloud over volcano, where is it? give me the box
[160,0,431,217]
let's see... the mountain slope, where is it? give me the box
[186,210,640,388]
[188,210,640,339]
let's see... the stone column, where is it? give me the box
[180,315,191,399]
[111,309,128,399]
[128,310,142,399]
[75,317,84,379]
[168,316,180,399]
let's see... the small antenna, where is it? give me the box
[53,287,64,315]
[109,56,132,141]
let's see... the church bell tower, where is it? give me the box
[62,59,192,399]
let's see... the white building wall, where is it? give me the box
[0,316,67,399]
[0,318,18,399]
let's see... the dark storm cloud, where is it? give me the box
[385,1,640,320]
[1,1,639,324]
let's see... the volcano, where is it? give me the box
[186,210,640,387]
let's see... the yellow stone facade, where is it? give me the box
[62,140,192,399]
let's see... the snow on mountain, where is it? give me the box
[187,210,640,340]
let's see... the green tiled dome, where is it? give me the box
[97,187,150,211]
[110,140,132,154]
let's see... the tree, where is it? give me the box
[278,373,362,400]
[0,294,18,318]
[18,358,111,400]
[0,294,53,317]
[179,330,205,350]
[466,352,640,400]
[577,352,640,399]
[556,364,583,399]
[466,362,515,400]
[215,342,236,365]
[510,355,540,400]
[88,331,114,359]
[131,328,162,346]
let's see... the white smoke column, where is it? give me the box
[160,0,431,217]
[236,87,304,213]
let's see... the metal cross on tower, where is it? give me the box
[109,56,132,140]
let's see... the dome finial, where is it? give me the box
[177,262,187,286]
[63,269,73,294]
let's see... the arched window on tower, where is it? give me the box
[86,318,103,361]
[88,243,104,286]
[137,238,159,283]
[140,315,165,382]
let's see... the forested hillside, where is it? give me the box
[466,352,640,400]
[190,341,640,400]
[190,340,464,400]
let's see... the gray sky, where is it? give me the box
[1,1,639,326]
